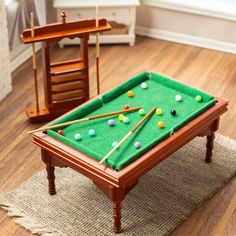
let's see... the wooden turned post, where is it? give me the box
[46,164,56,195]
[60,11,66,24]
[41,149,56,195]
[205,118,219,163]
[113,201,122,233]
[93,180,139,233]
[206,131,215,163]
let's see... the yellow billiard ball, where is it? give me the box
[156,108,162,115]
[127,90,134,97]
[118,114,125,121]
[157,121,164,128]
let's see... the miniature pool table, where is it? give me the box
[32,71,228,233]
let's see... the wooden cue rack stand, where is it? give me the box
[21,13,111,122]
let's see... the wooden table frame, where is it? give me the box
[32,95,228,233]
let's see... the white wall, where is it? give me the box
[136,1,236,54]
[0,0,12,101]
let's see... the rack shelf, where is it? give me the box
[50,58,85,76]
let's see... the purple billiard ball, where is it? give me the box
[134,141,141,149]
[108,119,115,126]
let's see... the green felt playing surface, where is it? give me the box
[48,71,215,171]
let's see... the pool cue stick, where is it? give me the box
[99,106,157,165]
[30,12,39,113]
[96,6,100,95]
[27,106,142,134]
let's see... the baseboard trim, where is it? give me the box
[0,84,12,102]
[142,0,236,21]
[10,44,41,72]
[58,34,136,47]
[135,26,236,54]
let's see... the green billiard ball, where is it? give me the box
[195,95,202,102]
[138,109,145,116]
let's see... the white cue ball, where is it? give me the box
[175,95,182,102]
[141,82,148,89]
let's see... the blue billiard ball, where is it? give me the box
[108,119,115,126]
[134,141,141,149]
[112,141,118,148]
[123,117,130,124]
[88,129,96,136]
[74,133,81,140]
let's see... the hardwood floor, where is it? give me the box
[0,36,236,236]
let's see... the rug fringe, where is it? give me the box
[215,133,236,150]
[0,194,64,236]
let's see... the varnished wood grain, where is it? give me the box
[22,17,111,122]
[0,36,236,236]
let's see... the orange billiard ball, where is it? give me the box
[127,90,134,97]
[157,121,164,129]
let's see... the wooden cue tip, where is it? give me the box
[30,12,34,27]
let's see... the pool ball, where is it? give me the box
[127,90,134,97]
[138,108,145,116]
[108,119,115,126]
[175,95,182,102]
[88,129,96,136]
[57,130,63,135]
[157,121,165,128]
[123,117,130,124]
[156,108,162,115]
[170,110,176,116]
[141,82,148,89]
[195,95,202,102]
[112,141,119,148]
[134,141,141,149]
[74,133,81,140]
[124,104,130,110]
[118,114,125,121]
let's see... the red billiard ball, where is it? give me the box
[57,129,64,135]
[124,104,130,110]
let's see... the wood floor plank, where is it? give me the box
[0,36,235,236]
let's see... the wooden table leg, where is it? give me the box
[93,180,138,233]
[206,131,215,163]
[113,201,122,233]
[46,164,56,195]
[205,118,219,163]
[42,149,56,195]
